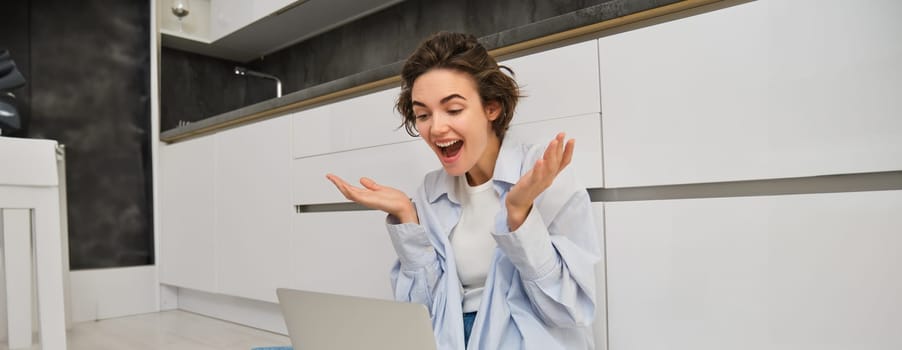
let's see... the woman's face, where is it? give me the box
[412,68,500,177]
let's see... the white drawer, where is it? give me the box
[502,39,600,124]
[589,203,607,350]
[604,190,902,350]
[292,114,604,205]
[292,139,437,205]
[599,0,902,187]
[291,39,601,159]
[289,210,397,300]
[291,87,408,159]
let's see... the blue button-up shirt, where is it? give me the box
[386,137,601,350]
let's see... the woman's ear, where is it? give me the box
[485,101,502,121]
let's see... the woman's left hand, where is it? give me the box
[505,132,575,231]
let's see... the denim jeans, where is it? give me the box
[463,312,477,348]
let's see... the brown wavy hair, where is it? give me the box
[396,31,521,139]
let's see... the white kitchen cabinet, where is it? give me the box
[159,0,212,40]
[502,39,601,124]
[288,38,602,161]
[215,116,293,303]
[291,88,407,159]
[289,210,397,300]
[604,190,902,350]
[589,203,607,350]
[292,139,436,206]
[290,105,332,158]
[599,0,902,187]
[166,0,406,62]
[292,114,603,205]
[159,137,217,293]
[209,0,294,41]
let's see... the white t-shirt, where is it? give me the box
[450,175,501,313]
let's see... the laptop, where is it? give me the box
[276,288,437,350]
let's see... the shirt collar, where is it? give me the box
[424,135,526,204]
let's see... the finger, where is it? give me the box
[557,133,567,156]
[333,181,355,200]
[548,133,567,168]
[326,174,363,201]
[560,138,575,170]
[543,137,560,166]
[543,143,562,179]
[359,177,381,191]
[326,174,349,191]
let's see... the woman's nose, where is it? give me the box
[431,113,451,133]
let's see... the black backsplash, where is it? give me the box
[0,0,154,269]
[0,0,31,137]
[160,48,274,131]
[160,0,621,131]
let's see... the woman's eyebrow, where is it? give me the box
[440,94,466,104]
[412,93,466,108]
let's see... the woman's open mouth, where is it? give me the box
[436,140,463,162]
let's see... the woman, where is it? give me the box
[327,32,600,349]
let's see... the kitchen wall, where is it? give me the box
[0,0,153,269]
[0,1,30,137]
[160,48,273,130]
[159,0,676,131]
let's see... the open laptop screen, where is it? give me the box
[277,288,437,350]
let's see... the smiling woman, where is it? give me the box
[326,32,601,350]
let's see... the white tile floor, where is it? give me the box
[2,310,290,350]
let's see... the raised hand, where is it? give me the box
[325,174,419,224]
[505,132,575,230]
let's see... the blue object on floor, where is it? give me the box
[251,347,292,350]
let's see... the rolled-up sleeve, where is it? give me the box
[492,188,601,328]
[492,207,559,281]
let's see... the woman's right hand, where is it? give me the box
[325,174,419,224]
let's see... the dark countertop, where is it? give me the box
[161,0,698,142]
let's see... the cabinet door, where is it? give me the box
[291,88,407,159]
[604,190,902,350]
[599,0,902,187]
[159,137,217,292]
[289,210,396,300]
[501,40,600,124]
[292,114,604,205]
[292,139,437,205]
[590,203,607,350]
[209,0,294,40]
[215,116,293,302]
